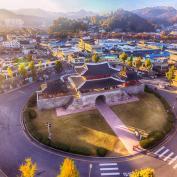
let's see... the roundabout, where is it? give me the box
[0,82,177,177]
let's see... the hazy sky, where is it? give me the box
[0,0,177,12]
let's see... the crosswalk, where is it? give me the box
[99,163,120,176]
[98,163,131,176]
[153,146,177,169]
[98,146,177,176]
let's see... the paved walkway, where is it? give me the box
[96,100,140,155]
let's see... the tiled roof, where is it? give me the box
[43,80,69,94]
[79,77,123,91]
[82,62,119,77]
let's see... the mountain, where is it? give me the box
[0,9,51,28]
[14,8,97,20]
[133,6,177,25]
[101,9,155,32]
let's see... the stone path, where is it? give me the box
[96,99,140,155]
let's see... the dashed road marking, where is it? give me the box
[168,156,177,165]
[164,152,174,161]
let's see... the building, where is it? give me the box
[37,62,144,110]
[2,40,20,49]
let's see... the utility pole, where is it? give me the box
[46,122,52,140]
[89,163,93,177]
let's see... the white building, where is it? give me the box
[2,40,21,49]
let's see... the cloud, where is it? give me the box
[0,0,61,11]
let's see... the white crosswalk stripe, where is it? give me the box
[99,163,117,166]
[164,152,174,161]
[99,163,120,176]
[153,146,177,170]
[154,146,165,155]
[100,168,119,171]
[158,149,170,158]
[168,156,177,165]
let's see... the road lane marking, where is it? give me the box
[101,172,120,176]
[168,156,177,165]
[163,152,174,161]
[154,146,165,155]
[100,168,119,171]
[99,163,117,166]
[173,163,177,169]
[159,149,170,158]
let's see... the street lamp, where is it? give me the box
[89,163,93,177]
[45,122,52,140]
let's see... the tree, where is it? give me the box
[135,57,142,69]
[18,63,27,79]
[119,52,128,63]
[55,60,62,73]
[0,74,5,91]
[130,168,155,177]
[166,66,175,85]
[19,158,37,177]
[92,54,100,63]
[26,54,33,62]
[127,59,133,67]
[57,158,79,177]
[7,67,13,78]
[38,61,43,73]
[145,59,152,70]
[28,61,37,80]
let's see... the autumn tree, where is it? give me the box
[0,74,5,91]
[28,61,37,80]
[130,168,155,177]
[18,63,27,79]
[7,67,13,78]
[166,66,175,85]
[119,52,128,63]
[92,54,100,63]
[55,60,62,73]
[134,57,142,69]
[19,158,37,177]
[145,59,152,70]
[57,158,79,177]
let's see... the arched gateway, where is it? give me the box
[95,95,106,105]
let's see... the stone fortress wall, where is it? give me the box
[37,84,145,110]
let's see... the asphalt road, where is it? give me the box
[0,81,177,177]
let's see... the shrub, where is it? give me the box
[140,131,165,149]
[130,168,155,177]
[148,131,165,141]
[27,93,37,107]
[24,108,37,120]
[70,146,92,156]
[96,147,108,157]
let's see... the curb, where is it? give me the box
[20,87,176,162]
[21,95,145,162]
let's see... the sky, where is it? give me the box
[0,0,177,12]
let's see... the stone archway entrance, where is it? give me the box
[95,95,106,105]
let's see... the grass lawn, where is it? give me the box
[112,93,169,133]
[25,92,170,156]
[26,109,128,156]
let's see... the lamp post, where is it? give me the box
[46,122,52,140]
[89,163,93,177]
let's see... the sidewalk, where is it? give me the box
[96,101,140,155]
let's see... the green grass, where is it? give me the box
[25,92,172,156]
[112,93,169,133]
[25,109,128,156]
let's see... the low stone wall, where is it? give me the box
[68,84,145,110]
[123,84,145,95]
[37,95,73,110]
[37,84,145,110]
